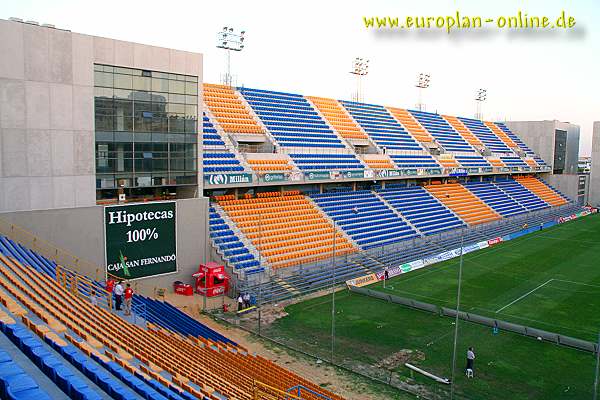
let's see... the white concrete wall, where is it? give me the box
[591,122,600,206]
[0,18,203,212]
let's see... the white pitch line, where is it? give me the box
[553,279,600,289]
[495,279,554,313]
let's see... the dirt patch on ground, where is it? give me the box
[373,349,426,370]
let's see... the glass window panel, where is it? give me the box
[169,93,185,103]
[114,74,133,89]
[114,99,133,117]
[134,101,152,112]
[186,75,198,83]
[94,87,113,98]
[169,80,185,94]
[94,64,103,72]
[95,115,114,131]
[114,66,133,75]
[184,105,197,118]
[113,89,134,100]
[185,95,197,105]
[185,118,197,133]
[154,72,169,79]
[133,91,152,102]
[185,82,197,95]
[167,103,185,114]
[152,78,169,92]
[151,92,168,103]
[102,65,114,73]
[133,76,151,91]
[94,71,113,87]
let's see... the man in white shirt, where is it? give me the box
[114,281,124,311]
[243,293,251,309]
[466,347,475,376]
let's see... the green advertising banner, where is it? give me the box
[262,173,286,183]
[344,170,365,179]
[104,201,177,280]
[307,171,331,181]
[204,173,253,185]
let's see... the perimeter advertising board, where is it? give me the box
[104,202,177,280]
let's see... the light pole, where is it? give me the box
[475,88,487,120]
[350,57,369,102]
[450,226,466,400]
[415,73,431,111]
[257,207,263,336]
[331,219,337,363]
[216,27,245,87]
[594,331,600,400]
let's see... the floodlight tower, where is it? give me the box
[475,88,487,120]
[415,73,431,111]
[350,57,369,102]
[216,27,245,86]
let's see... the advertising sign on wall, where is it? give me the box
[104,201,177,280]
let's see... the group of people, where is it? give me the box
[237,293,252,311]
[105,278,134,315]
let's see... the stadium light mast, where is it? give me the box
[350,57,369,102]
[331,219,338,363]
[475,88,487,120]
[450,226,466,400]
[415,73,431,111]
[216,26,245,87]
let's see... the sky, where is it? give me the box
[3,0,599,156]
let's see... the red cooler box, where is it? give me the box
[173,281,193,296]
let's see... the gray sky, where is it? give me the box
[4,0,598,155]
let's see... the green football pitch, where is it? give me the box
[267,213,600,400]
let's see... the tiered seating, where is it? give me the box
[311,191,418,249]
[500,156,529,168]
[218,192,356,269]
[442,115,483,148]
[0,347,53,400]
[246,157,294,172]
[202,114,226,147]
[457,117,513,153]
[514,176,569,206]
[437,154,459,168]
[387,107,434,143]
[361,155,395,170]
[493,179,549,211]
[494,122,541,160]
[454,155,491,168]
[524,158,538,168]
[409,110,475,152]
[484,121,519,150]
[390,154,440,169]
[0,250,343,400]
[378,186,465,234]
[306,96,368,140]
[203,151,244,173]
[340,101,423,151]
[203,83,264,134]
[464,181,527,217]
[209,207,261,272]
[289,153,363,171]
[240,88,344,148]
[487,157,505,168]
[425,183,501,225]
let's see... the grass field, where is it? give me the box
[266,214,600,399]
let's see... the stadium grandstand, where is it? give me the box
[0,16,593,400]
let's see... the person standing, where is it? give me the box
[243,293,251,309]
[90,290,98,307]
[114,281,124,311]
[124,284,134,316]
[466,347,476,376]
[237,294,244,311]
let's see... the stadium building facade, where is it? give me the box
[591,121,600,206]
